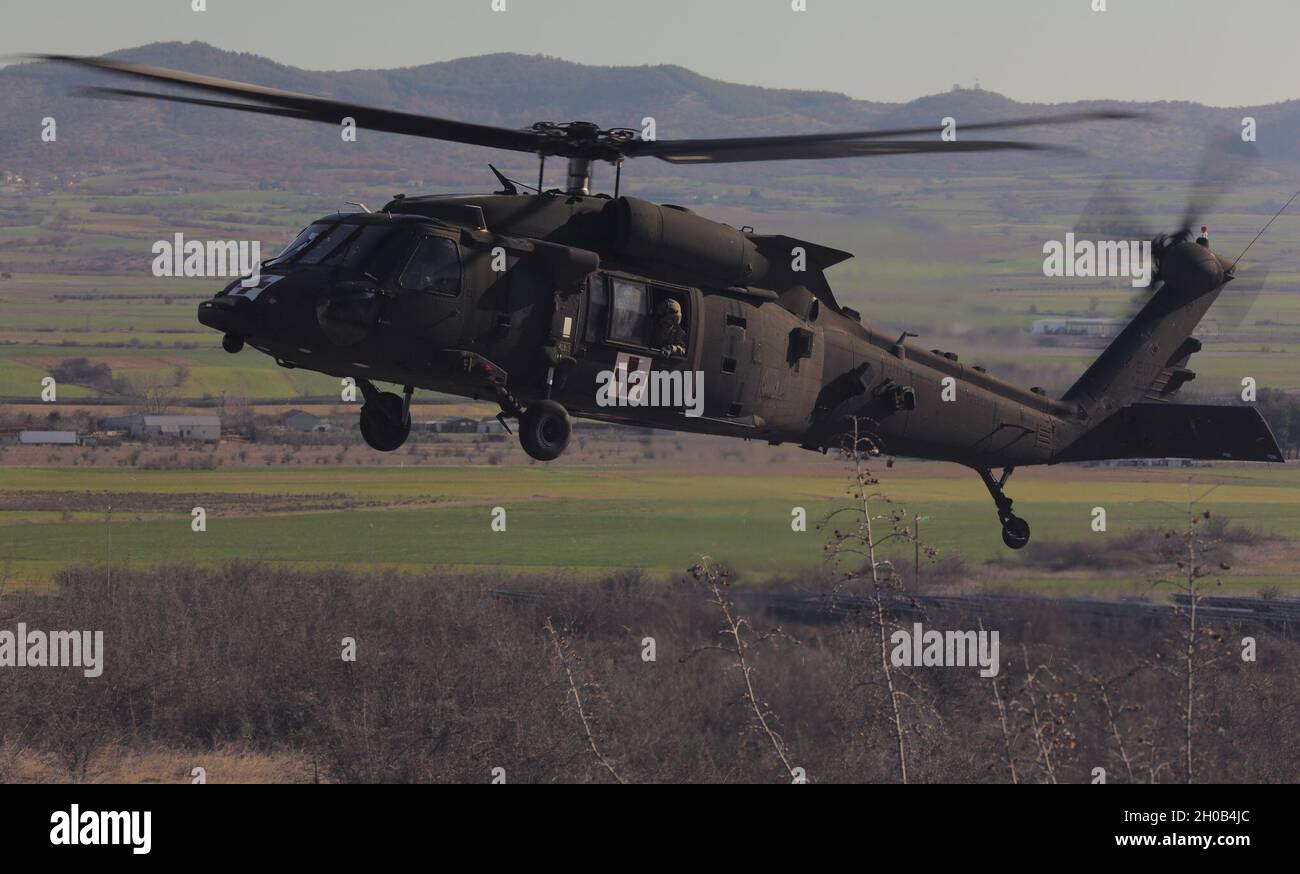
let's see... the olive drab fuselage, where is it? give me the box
[198,190,1284,550]
[199,190,1078,467]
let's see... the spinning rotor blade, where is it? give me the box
[33,54,544,153]
[33,53,1145,165]
[77,86,319,122]
[643,138,1064,164]
[637,109,1142,163]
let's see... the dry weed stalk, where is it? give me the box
[688,561,801,782]
[820,418,926,784]
[1069,661,1142,784]
[1011,649,1079,784]
[982,618,1019,784]
[543,617,625,784]
[1150,493,1230,784]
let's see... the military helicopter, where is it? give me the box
[40,54,1284,548]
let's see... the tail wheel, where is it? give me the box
[360,391,409,452]
[518,400,571,462]
[1001,515,1031,550]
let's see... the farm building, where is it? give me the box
[103,414,221,442]
[477,417,509,434]
[279,409,332,432]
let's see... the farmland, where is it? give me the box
[1,443,1296,596]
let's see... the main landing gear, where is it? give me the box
[517,400,571,462]
[358,380,412,452]
[492,384,571,462]
[977,466,1031,550]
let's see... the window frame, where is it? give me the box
[583,273,609,344]
[296,223,362,266]
[607,276,652,347]
[588,272,692,356]
[396,233,463,298]
[265,221,337,267]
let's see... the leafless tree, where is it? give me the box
[125,374,178,416]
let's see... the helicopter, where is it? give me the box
[37,54,1285,549]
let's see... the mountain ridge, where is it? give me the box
[3,41,1299,192]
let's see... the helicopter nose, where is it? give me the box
[198,293,257,337]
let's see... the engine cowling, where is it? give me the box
[603,196,767,287]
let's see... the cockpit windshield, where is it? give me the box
[267,222,332,266]
[266,222,399,272]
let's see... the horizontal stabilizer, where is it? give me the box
[1056,403,1284,463]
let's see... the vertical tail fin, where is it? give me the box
[1061,240,1231,419]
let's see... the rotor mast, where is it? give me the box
[535,154,594,196]
[564,157,593,196]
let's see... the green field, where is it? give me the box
[2,460,1297,595]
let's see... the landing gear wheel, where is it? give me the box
[977,466,1033,550]
[359,391,409,452]
[518,400,571,462]
[1001,515,1031,550]
[222,333,244,354]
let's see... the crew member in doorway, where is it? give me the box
[651,298,686,357]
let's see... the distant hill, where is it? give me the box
[3,41,1300,193]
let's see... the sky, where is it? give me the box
[1,0,1297,107]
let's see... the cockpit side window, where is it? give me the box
[398,236,462,297]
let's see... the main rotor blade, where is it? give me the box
[77,85,319,122]
[647,139,1067,164]
[635,109,1142,163]
[33,53,544,154]
[30,54,1142,167]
